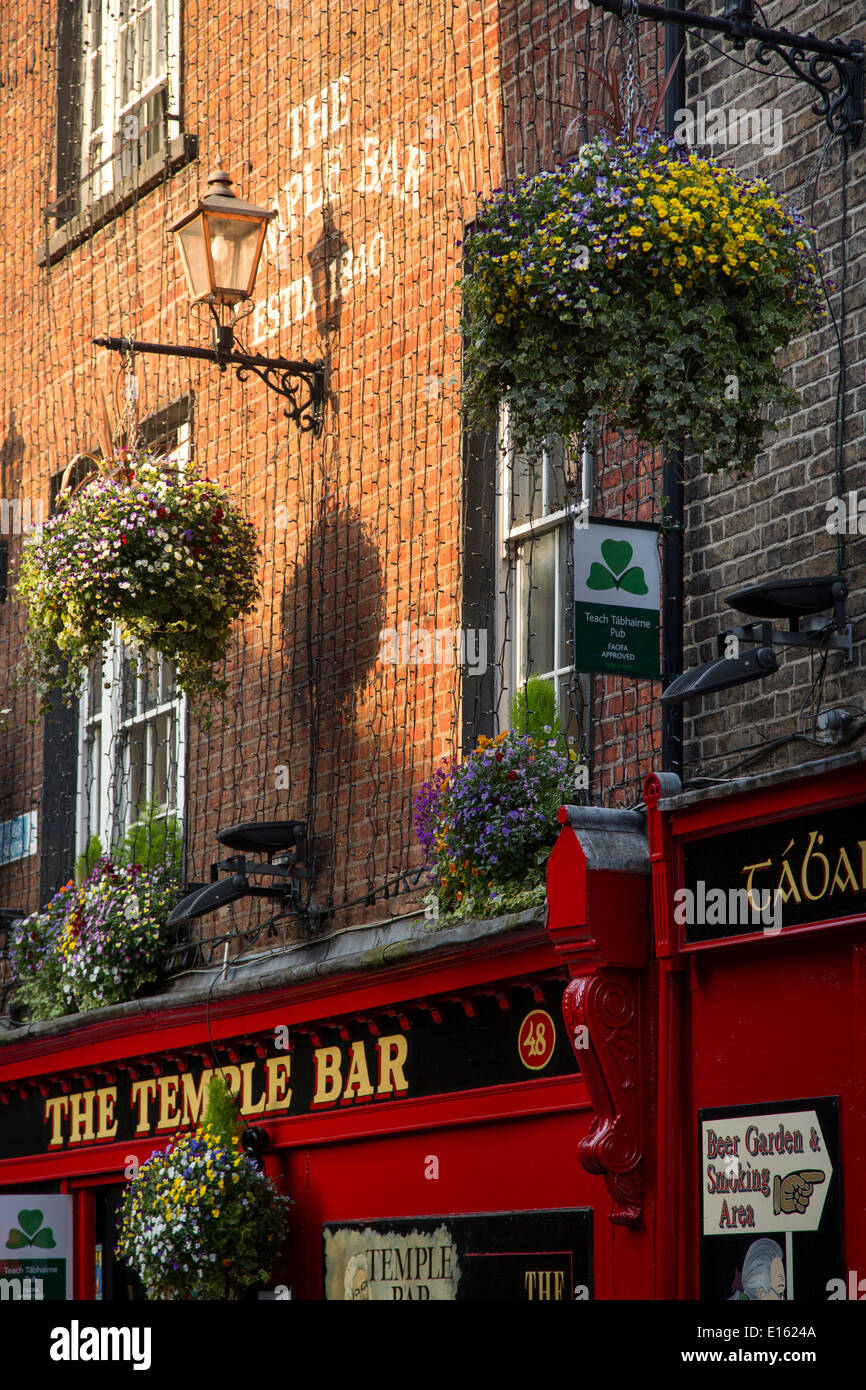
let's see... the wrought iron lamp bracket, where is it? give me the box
[588,0,864,145]
[93,333,326,436]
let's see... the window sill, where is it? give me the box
[37,133,198,269]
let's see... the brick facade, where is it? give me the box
[0,0,862,977]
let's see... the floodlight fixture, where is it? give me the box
[661,646,778,707]
[216,820,307,854]
[168,874,248,927]
[727,575,847,621]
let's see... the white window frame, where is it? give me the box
[81,0,180,202]
[75,424,188,861]
[495,409,590,736]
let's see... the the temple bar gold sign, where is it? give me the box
[323,1210,592,1300]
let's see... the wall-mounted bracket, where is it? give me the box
[589,0,864,145]
[94,333,325,436]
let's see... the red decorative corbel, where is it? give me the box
[563,970,642,1226]
[547,804,650,1226]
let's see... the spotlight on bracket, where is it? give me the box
[662,646,778,707]
[167,819,317,928]
[168,874,248,926]
[663,574,852,708]
[216,821,306,854]
[727,575,848,621]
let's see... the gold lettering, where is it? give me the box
[44,1096,69,1148]
[742,859,772,912]
[220,1066,241,1097]
[313,1046,342,1104]
[859,841,866,890]
[67,1089,95,1145]
[239,1061,267,1116]
[376,1034,409,1096]
[156,1075,180,1130]
[776,841,802,905]
[264,1057,292,1113]
[95,1086,118,1141]
[343,1041,375,1100]
[830,847,859,895]
[130,1079,158,1135]
[801,830,830,902]
[180,1069,212,1127]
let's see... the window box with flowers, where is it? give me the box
[414,717,576,923]
[461,130,824,474]
[8,856,179,1021]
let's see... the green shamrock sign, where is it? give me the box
[5,1208,56,1249]
[587,539,649,596]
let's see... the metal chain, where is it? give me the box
[623,0,642,129]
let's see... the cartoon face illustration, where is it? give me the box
[731,1238,786,1301]
[761,1256,786,1301]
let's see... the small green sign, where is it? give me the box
[574,520,661,678]
[0,1195,72,1299]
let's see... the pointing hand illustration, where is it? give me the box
[773,1169,825,1216]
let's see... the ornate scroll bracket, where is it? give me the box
[232,358,325,434]
[93,335,326,437]
[564,970,643,1226]
[588,0,864,146]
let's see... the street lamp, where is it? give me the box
[173,158,273,331]
[94,158,325,434]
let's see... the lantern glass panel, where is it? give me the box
[205,213,262,299]
[176,215,211,301]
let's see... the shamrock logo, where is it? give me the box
[586,539,648,595]
[5,1209,56,1249]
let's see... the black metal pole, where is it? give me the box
[661,0,685,781]
[92,334,318,377]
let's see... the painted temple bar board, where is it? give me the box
[698,1099,842,1302]
[323,1210,592,1300]
[0,979,577,1160]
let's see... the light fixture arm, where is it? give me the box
[587,0,864,144]
[93,333,325,436]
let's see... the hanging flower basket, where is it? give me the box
[14,451,261,714]
[117,1078,289,1300]
[461,131,824,472]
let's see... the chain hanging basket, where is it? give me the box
[460,130,825,472]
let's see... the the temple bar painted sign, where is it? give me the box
[682,802,866,943]
[0,980,577,1160]
[323,1210,592,1300]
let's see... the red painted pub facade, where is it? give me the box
[1,749,862,1301]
